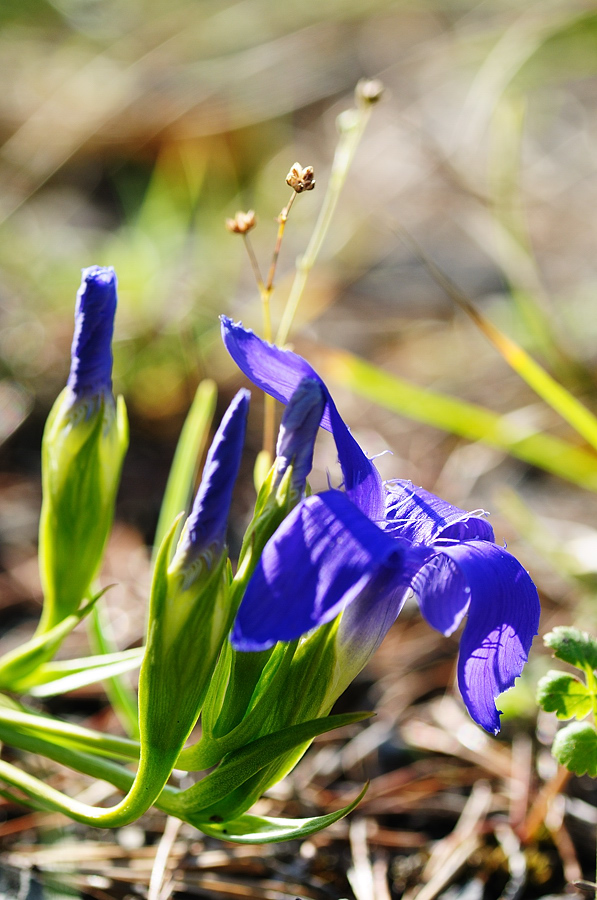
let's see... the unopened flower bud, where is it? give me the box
[275,378,325,497]
[38,266,128,633]
[286,162,315,193]
[355,78,384,105]
[171,389,250,583]
[140,391,249,766]
[225,210,257,234]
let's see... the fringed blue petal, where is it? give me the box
[384,480,495,546]
[415,540,539,733]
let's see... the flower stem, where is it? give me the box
[0,747,175,826]
[275,103,373,347]
[242,233,265,298]
[257,190,296,459]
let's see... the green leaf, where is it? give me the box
[0,591,106,690]
[537,670,593,720]
[27,648,143,698]
[177,711,372,816]
[190,784,368,844]
[544,626,597,671]
[88,601,139,739]
[153,379,217,560]
[0,706,140,761]
[552,721,597,776]
[321,348,597,493]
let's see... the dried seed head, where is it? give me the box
[225,210,257,234]
[356,78,384,105]
[286,162,316,193]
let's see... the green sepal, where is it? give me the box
[176,710,372,818]
[537,670,594,720]
[552,721,597,776]
[236,464,295,578]
[139,515,231,763]
[38,390,128,632]
[190,783,368,844]
[180,642,298,770]
[0,590,107,691]
[27,647,143,698]
[544,627,597,672]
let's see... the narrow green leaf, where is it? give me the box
[153,379,217,559]
[88,602,139,739]
[552,721,597,777]
[0,590,106,690]
[0,706,140,761]
[178,711,372,815]
[537,670,593,720]
[321,348,597,492]
[28,648,143,698]
[544,627,597,672]
[191,784,368,844]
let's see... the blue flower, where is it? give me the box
[67,266,118,401]
[222,318,540,734]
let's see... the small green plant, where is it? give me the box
[538,627,597,776]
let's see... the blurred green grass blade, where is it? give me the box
[464,306,597,454]
[89,603,139,740]
[395,225,597,452]
[153,378,217,560]
[321,348,597,492]
[0,380,32,445]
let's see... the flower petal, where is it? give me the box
[221,316,323,421]
[68,266,117,399]
[231,490,417,651]
[384,480,495,546]
[411,552,470,636]
[438,541,539,734]
[221,317,383,520]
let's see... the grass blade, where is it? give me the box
[321,348,597,492]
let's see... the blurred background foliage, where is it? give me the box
[3,0,597,629]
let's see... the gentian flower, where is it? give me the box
[37,267,128,633]
[222,317,540,734]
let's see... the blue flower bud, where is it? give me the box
[139,391,250,766]
[67,266,117,402]
[274,378,325,496]
[37,266,128,634]
[172,389,250,579]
